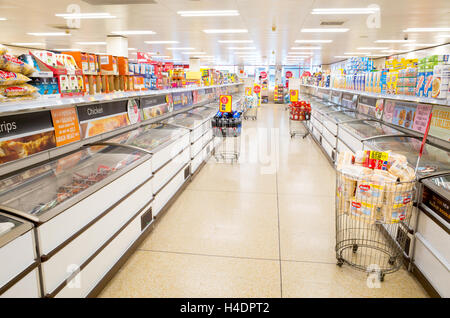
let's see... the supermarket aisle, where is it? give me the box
[99,104,427,298]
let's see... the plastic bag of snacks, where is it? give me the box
[0,54,36,76]
[0,84,38,97]
[0,45,6,56]
[0,70,31,86]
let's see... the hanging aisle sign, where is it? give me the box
[219,95,232,113]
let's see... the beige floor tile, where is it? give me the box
[277,163,336,196]
[99,251,281,298]
[281,261,428,298]
[188,162,277,194]
[140,190,280,259]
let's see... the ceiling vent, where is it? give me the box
[320,21,345,26]
[83,0,157,5]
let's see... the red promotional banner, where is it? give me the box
[286,71,293,78]
[137,52,153,63]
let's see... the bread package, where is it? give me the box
[0,70,31,86]
[0,84,37,97]
[0,54,36,76]
[388,160,415,182]
[336,151,354,170]
[350,200,377,224]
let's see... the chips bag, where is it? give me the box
[0,84,38,97]
[0,54,36,76]
[0,70,31,86]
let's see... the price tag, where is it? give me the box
[369,151,389,161]
[290,89,299,102]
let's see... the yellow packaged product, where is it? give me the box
[381,181,414,223]
[337,165,372,215]
[0,45,6,55]
[0,54,36,76]
[0,70,31,86]
[350,200,377,224]
[0,84,38,97]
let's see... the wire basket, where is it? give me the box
[335,169,416,281]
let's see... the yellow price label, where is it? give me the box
[290,89,299,102]
[369,151,389,161]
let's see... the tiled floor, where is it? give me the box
[99,103,428,298]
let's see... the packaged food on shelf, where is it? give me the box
[0,83,38,97]
[0,44,6,55]
[0,54,36,75]
[0,70,31,85]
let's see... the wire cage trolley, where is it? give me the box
[335,167,416,281]
[288,101,310,138]
[212,111,242,162]
[243,95,258,120]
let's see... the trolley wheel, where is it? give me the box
[388,257,396,265]
[379,272,385,282]
[336,258,344,267]
[290,133,294,138]
[352,244,358,253]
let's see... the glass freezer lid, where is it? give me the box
[188,107,216,118]
[422,174,450,200]
[0,212,32,248]
[103,123,187,152]
[0,145,148,222]
[326,111,368,123]
[364,136,450,176]
[161,113,205,129]
[341,120,403,140]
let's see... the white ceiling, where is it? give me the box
[0,0,449,66]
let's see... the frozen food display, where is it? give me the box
[189,106,217,118]
[364,136,450,177]
[0,145,148,222]
[161,112,205,130]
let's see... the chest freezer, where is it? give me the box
[338,120,405,154]
[414,173,450,297]
[189,106,217,119]
[0,144,152,296]
[363,136,450,178]
[0,213,40,298]
[98,123,190,174]
[161,113,208,144]
[323,110,370,136]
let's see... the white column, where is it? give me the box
[189,58,201,72]
[106,35,128,57]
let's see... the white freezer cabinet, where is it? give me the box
[0,213,40,298]
[97,123,192,217]
[414,174,450,298]
[337,120,405,155]
[0,145,153,297]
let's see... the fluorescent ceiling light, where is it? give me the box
[295,40,332,43]
[152,55,171,58]
[287,56,309,58]
[177,10,239,17]
[344,52,370,55]
[11,42,44,46]
[404,27,450,32]
[335,56,351,58]
[227,47,256,50]
[311,8,379,14]
[375,39,415,43]
[0,18,7,21]
[53,48,78,51]
[203,29,248,34]
[56,13,115,19]
[435,34,450,38]
[76,42,107,45]
[369,54,387,57]
[167,47,195,50]
[111,30,156,35]
[145,40,179,44]
[291,46,321,50]
[288,52,313,55]
[27,32,71,36]
[128,48,137,51]
[182,52,206,55]
[301,28,349,33]
[382,49,406,53]
[357,47,388,50]
[218,40,253,43]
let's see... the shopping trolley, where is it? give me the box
[243,95,258,120]
[288,101,310,138]
[212,111,242,163]
[335,168,416,281]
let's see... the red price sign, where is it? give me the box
[286,71,293,78]
[220,96,229,104]
[253,85,261,94]
[260,71,267,79]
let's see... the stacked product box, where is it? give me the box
[416,55,449,98]
[397,68,417,96]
